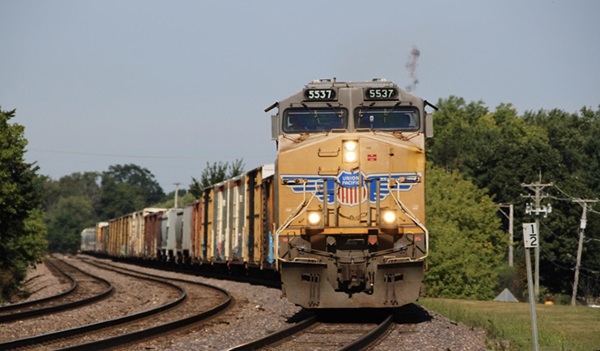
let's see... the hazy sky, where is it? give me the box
[1,0,599,193]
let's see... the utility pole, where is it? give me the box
[174,182,181,208]
[497,204,514,267]
[522,177,553,300]
[571,199,598,306]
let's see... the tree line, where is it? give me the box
[1,100,599,304]
[425,97,600,303]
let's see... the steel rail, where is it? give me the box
[52,259,233,351]
[227,312,393,351]
[225,315,317,351]
[0,259,75,313]
[57,291,231,351]
[338,313,394,351]
[0,258,76,313]
[0,259,186,350]
[81,258,235,300]
[0,257,113,323]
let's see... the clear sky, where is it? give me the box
[1,0,599,193]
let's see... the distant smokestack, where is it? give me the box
[405,46,420,92]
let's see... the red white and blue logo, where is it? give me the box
[281,170,420,207]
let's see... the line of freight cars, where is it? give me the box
[81,164,277,276]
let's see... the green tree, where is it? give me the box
[40,165,164,252]
[427,97,561,204]
[34,174,61,212]
[522,107,600,297]
[0,107,47,300]
[98,164,165,219]
[189,159,245,198]
[47,196,95,253]
[57,172,101,205]
[99,176,145,219]
[424,164,506,299]
[426,97,561,296]
[41,172,102,253]
[153,192,196,209]
[19,209,48,262]
[428,98,600,299]
[103,164,164,204]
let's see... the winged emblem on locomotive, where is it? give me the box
[281,171,421,206]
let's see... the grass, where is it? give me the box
[418,298,600,351]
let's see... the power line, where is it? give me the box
[538,221,600,270]
[29,148,207,160]
[538,246,599,278]
[552,185,600,215]
[543,193,572,202]
[589,208,600,215]
[29,148,275,164]
[552,184,576,200]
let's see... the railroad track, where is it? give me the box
[0,256,232,350]
[0,256,113,323]
[228,310,396,351]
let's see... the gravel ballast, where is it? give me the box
[6,256,491,350]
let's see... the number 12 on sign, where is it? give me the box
[523,223,538,248]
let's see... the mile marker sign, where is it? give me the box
[523,223,539,248]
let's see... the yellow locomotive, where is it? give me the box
[267,78,434,308]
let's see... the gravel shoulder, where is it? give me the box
[0,260,72,306]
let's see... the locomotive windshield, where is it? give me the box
[283,108,347,133]
[354,107,420,131]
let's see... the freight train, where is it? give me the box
[81,78,435,309]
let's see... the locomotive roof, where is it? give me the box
[305,78,397,88]
[265,78,429,113]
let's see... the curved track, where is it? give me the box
[0,256,113,323]
[0,256,232,350]
[228,311,394,351]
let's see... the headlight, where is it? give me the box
[344,151,357,163]
[308,212,321,225]
[344,141,357,151]
[343,140,358,163]
[380,209,398,231]
[382,211,396,224]
[306,211,324,231]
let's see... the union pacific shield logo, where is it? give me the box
[337,170,367,206]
